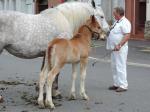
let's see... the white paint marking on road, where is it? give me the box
[89,56,150,68]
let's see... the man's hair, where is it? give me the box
[114,7,124,16]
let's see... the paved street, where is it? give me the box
[0,40,150,112]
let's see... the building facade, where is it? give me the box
[101,0,149,40]
[0,0,35,14]
[145,0,150,39]
[125,0,147,39]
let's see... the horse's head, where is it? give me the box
[90,0,109,39]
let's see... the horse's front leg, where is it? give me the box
[38,65,48,108]
[80,58,89,100]
[69,63,78,100]
[45,67,60,109]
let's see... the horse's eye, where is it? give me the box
[98,26,101,29]
[100,16,104,19]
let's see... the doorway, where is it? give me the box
[35,0,48,14]
[125,0,146,39]
[134,0,146,39]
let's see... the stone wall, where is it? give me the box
[144,21,150,39]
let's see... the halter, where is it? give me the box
[82,25,100,38]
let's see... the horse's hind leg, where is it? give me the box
[80,58,89,100]
[38,64,49,108]
[69,63,78,100]
[52,73,61,98]
[35,54,46,92]
[45,66,61,109]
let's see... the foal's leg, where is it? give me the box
[69,63,78,100]
[45,66,61,109]
[39,55,61,98]
[38,64,49,108]
[80,58,89,100]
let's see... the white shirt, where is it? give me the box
[106,16,131,50]
[78,0,91,3]
[78,0,101,5]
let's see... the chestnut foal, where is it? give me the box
[38,15,102,109]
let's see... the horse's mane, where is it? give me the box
[41,2,94,33]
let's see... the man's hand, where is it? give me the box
[114,44,121,51]
[113,33,130,51]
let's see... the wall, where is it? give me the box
[0,0,35,14]
[146,0,150,20]
[145,1,150,39]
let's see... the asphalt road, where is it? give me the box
[0,40,150,112]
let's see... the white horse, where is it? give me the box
[0,1,109,59]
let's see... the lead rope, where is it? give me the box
[91,50,113,67]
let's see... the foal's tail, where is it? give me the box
[41,45,53,71]
[47,45,53,69]
[40,53,45,70]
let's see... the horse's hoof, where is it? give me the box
[83,95,89,101]
[46,104,55,109]
[80,93,89,100]
[38,100,45,108]
[69,93,76,100]
[0,95,4,103]
[45,100,55,109]
[38,104,45,109]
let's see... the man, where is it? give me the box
[106,7,131,92]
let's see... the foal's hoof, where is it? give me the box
[69,93,76,100]
[45,100,55,109]
[80,93,89,100]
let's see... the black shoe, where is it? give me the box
[116,87,127,92]
[108,86,119,90]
